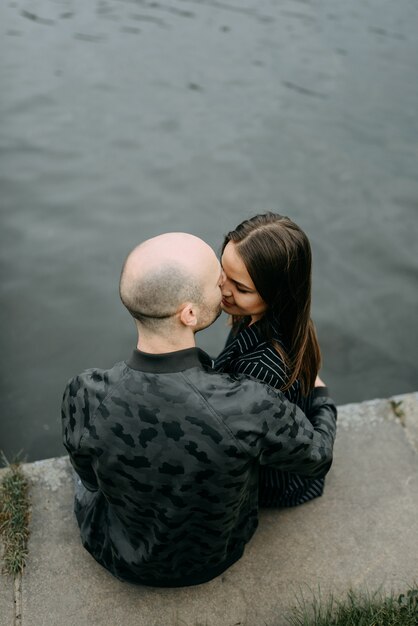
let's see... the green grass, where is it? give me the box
[0,459,30,576]
[286,586,418,626]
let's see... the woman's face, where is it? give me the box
[220,241,267,322]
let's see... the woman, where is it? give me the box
[215,212,324,507]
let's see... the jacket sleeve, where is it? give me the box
[219,376,337,478]
[61,371,107,491]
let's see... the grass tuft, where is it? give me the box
[0,456,31,576]
[287,586,418,626]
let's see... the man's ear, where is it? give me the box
[178,303,198,327]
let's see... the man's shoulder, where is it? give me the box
[64,361,129,397]
[188,364,285,404]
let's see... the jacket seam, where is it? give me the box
[78,363,132,448]
[179,371,250,458]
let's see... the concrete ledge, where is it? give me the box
[1,393,417,626]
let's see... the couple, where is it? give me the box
[62,212,337,588]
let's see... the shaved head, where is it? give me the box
[120,233,222,332]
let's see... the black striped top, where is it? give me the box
[214,319,325,507]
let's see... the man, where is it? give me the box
[62,232,337,587]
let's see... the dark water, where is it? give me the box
[1,0,417,462]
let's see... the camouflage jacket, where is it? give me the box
[62,347,337,587]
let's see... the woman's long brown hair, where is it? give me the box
[222,212,321,395]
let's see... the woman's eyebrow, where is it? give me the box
[230,278,254,291]
[221,260,254,290]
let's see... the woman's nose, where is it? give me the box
[221,277,232,295]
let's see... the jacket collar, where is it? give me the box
[126,347,213,374]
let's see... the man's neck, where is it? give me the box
[136,333,196,355]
